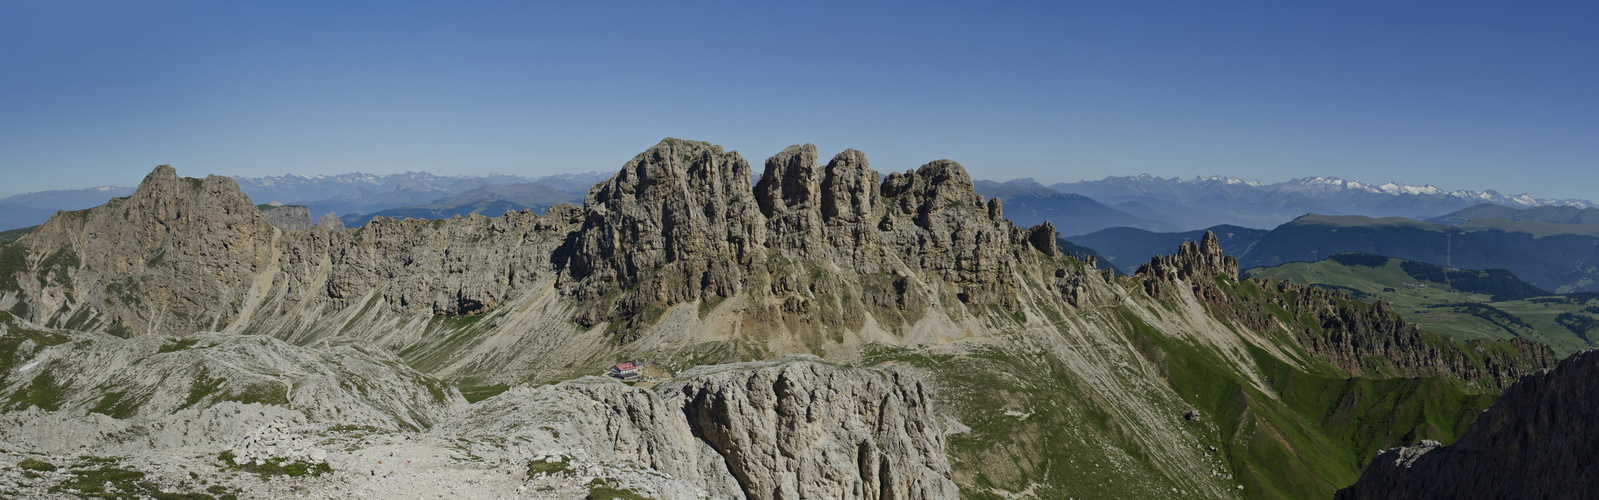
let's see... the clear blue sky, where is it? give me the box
[2,1,1595,199]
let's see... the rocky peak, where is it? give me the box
[1135,230,1239,285]
[881,160,982,227]
[316,211,347,232]
[753,144,820,217]
[5,165,278,334]
[819,149,878,224]
[561,138,767,320]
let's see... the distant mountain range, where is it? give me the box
[0,171,611,231]
[1067,206,1599,294]
[1052,174,1593,230]
[233,171,607,223]
[0,186,137,231]
[1239,214,1599,294]
[973,179,1178,236]
[4,169,1590,235]
[340,182,584,227]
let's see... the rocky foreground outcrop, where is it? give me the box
[0,311,461,455]
[447,357,956,500]
[2,308,954,500]
[1336,349,1599,499]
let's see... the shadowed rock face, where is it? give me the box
[1336,349,1599,500]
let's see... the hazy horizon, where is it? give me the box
[3,2,1594,199]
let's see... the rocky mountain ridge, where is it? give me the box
[0,138,1563,498]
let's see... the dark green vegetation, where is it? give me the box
[526,457,570,477]
[1055,237,1121,275]
[1239,214,1599,293]
[40,456,238,500]
[19,458,57,471]
[585,478,654,500]
[1246,253,1599,355]
[1124,313,1494,499]
[217,450,332,478]
[1398,260,1548,301]
[0,225,38,245]
[1067,224,1268,274]
[254,203,305,211]
[460,384,510,403]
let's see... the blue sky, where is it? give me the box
[1,1,1595,199]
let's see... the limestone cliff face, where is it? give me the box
[1283,285,1555,387]
[259,204,314,231]
[664,360,955,500]
[561,139,768,328]
[1336,349,1599,499]
[451,358,956,500]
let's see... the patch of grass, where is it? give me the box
[218,450,332,478]
[49,461,219,499]
[0,244,29,292]
[18,458,56,471]
[526,457,570,477]
[157,337,202,354]
[586,478,652,500]
[90,391,144,419]
[1247,256,1597,355]
[0,225,38,245]
[7,372,62,411]
[459,384,509,403]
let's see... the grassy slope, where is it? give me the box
[1245,257,1597,356]
[862,279,1504,500]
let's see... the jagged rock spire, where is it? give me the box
[1135,231,1240,297]
[819,149,877,224]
